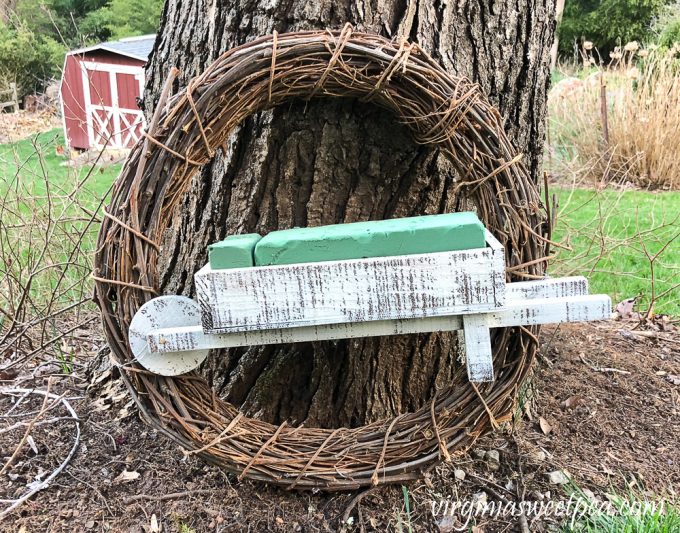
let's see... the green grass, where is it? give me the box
[551,187,680,316]
[561,485,680,533]
[0,128,119,204]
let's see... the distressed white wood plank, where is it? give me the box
[507,276,588,300]
[147,294,611,355]
[196,238,506,334]
[461,314,494,382]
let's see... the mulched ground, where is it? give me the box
[1,320,678,532]
[0,110,61,145]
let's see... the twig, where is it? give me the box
[0,388,80,521]
[1,380,54,476]
[342,486,380,524]
[0,416,81,435]
[578,354,631,375]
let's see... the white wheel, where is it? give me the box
[128,295,210,376]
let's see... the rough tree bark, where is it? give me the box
[145,0,556,428]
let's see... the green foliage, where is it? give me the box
[1,0,161,99]
[14,0,163,45]
[659,20,680,46]
[0,20,65,96]
[558,0,667,58]
[87,0,163,39]
[655,4,680,47]
[14,0,110,46]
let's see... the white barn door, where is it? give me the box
[81,61,146,149]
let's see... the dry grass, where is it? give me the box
[548,45,680,190]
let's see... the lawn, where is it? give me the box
[0,128,119,204]
[551,187,679,317]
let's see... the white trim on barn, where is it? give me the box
[59,54,69,148]
[80,61,148,76]
[79,62,96,149]
[79,61,147,149]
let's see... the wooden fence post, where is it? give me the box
[11,83,18,113]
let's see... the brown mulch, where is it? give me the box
[1,320,678,532]
[0,110,61,145]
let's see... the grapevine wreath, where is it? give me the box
[94,25,550,490]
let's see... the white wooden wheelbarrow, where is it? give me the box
[129,213,611,381]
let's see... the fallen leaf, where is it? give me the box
[562,395,586,409]
[114,469,140,483]
[26,435,38,455]
[667,374,680,386]
[539,417,552,435]
[437,516,456,533]
[547,470,569,484]
[0,368,19,381]
[615,297,639,320]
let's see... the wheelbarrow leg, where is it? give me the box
[461,314,494,383]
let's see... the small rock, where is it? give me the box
[453,469,466,481]
[547,470,569,485]
[473,491,488,511]
[85,520,95,529]
[529,450,546,463]
[486,449,500,471]
[150,514,160,533]
[437,516,458,533]
[582,488,597,501]
[473,449,486,460]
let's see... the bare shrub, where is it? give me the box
[550,180,679,320]
[0,134,110,371]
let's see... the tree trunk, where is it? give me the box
[145,0,556,428]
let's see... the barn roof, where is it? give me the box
[68,34,156,62]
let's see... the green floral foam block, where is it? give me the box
[208,233,262,269]
[253,212,486,267]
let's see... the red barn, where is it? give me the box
[60,35,155,150]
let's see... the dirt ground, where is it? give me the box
[1,319,678,532]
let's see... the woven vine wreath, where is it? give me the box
[94,25,550,490]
